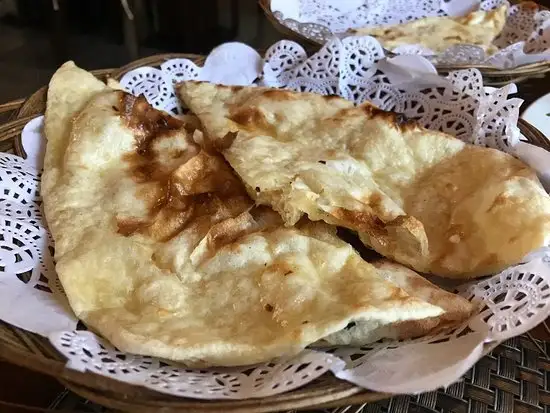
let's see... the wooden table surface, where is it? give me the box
[1,70,550,413]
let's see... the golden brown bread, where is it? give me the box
[350,5,508,54]
[178,81,550,279]
[42,62,446,366]
[321,259,474,345]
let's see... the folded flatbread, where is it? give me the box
[178,81,550,279]
[42,62,445,366]
[350,5,507,54]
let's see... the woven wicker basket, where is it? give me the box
[258,0,550,86]
[1,53,550,413]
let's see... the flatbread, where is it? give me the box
[321,260,474,345]
[350,5,507,54]
[178,81,550,279]
[43,61,108,200]
[43,62,444,367]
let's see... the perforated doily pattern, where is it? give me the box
[1,40,548,399]
[0,155,49,285]
[119,43,263,116]
[50,330,343,400]
[119,38,523,151]
[270,0,550,69]
[262,39,521,149]
[0,155,75,335]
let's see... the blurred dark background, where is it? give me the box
[0,0,283,101]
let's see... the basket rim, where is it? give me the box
[3,52,550,412]
[259,0,550,75]
[0,327,371,412]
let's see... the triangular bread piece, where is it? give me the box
[321,259,474,345]
[178,81,550,279]
[43,63,443,367]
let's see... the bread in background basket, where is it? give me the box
[262,0,550,83]
[350,4,508,55]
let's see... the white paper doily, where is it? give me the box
[270,0,550,69]
[2,39,550,400]
[119,42,262,117]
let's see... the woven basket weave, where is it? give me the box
[258,0,550,87]
[0,53,550,413]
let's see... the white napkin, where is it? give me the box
[270,0,300,20]
[513,140,550,192]
[271,0,363,20]
[376,55,453,90]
